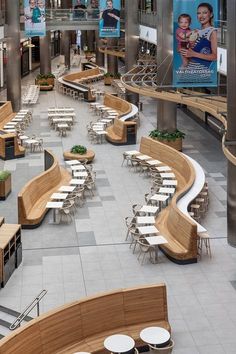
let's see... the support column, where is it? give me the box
[95,30,104,67]
[107,38,118,75]
[156,0,177,132]
[6,0,21,111]
[226,1,236,247]
[87,31,95,52]
[125,0,139,105]
[61,31,71,69]
[40,31,51,74]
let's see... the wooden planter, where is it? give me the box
[151,137,183,151]
[104,77,113,85]
[63,150,95,163]
[39,85,53,91]
[35,78,55,86]
[0,175,11,200]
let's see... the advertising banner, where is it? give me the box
[173,0,218,87]
[24,0,46,37]
[99,0,121,38]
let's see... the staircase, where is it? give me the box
[0,305,33,339]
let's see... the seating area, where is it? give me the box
[122,137,210,264]
[47,107,76,137]
[18,150,97,228]
[0,284,172,354]
[22,85,40,105]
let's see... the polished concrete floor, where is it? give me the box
[0,61,235,353]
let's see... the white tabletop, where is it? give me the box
[52,118,73,123]
[25,139,38,144]
[140,327,170,345]
[150,194,169,202]
[159,187,175,194]
[146,159,161,166]
[50,193,68,200]
[124,150,140,156]
[59,186,75,192]
[57,123,69,128]
[104,334,135,353]
[160,173,175,178]
[156,166,172,172]
[48,112,75,117]
[71,165,85,171]
[46,202,63,209]
[101,119,112,123]
[70,179,86,185]
[136,154,152,160]
[146,236,168,246]
[136,216,155,225]
[19,135,29,140]
[73,171,88,177]
[12,118,23,122]
[96,131,108,135]
[93,127,104,131]
[162,179,178,186]
[3,129,16,133]
[65,160,81,165]
[48,108,74,112]
[138,225,159,235]
[140,205,159,214]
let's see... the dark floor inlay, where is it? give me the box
[230,281,236,290]
[100,196,116,201]
[77,231,96,246]
[95,178,110,187]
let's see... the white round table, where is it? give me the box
[140,327,170,347]
[104,334,135,353]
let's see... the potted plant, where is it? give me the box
[104,72,114,85]
[70,145,87,155]
[149,129,185,151]
[0,170,11,200]
[35,73,55,87]
[39,81,53,91]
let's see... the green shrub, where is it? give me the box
[70,145,87,155]
[40,81,49,86]
[0,170,11,181]
[149,129,185,142]
[104,72,114,78]
[36,73,55,80]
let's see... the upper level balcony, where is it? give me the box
[138,10,157,28]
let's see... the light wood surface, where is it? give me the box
[140,137,198,263]
[17,150,71,228]
[0,284,170,354]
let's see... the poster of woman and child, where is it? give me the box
[173,0,218,87]
[24,0,46,37]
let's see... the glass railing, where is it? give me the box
[45,8,100,22]
[217,20,227,46]
[138,10,157,28]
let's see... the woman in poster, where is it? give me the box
[180,2,217,68]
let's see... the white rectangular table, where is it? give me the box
[73,171,88,178]
[59,186,76,192]
[70,179,86,185]
[136,216,155,225]
[156,166,172,172]
[159,187,175,195]
[160,172,175,179]
[138,225,159,235]
[146,159,161,166]
[136,154,152,161]
[150,194,169,209]
[124,150,140,156]
[71,165,85,171]
[162,179,178,186]
[139,205,159,215]
[146,235,168,263]
[65,160,81,166]
[46,201,63,223]
[50,193,68,200]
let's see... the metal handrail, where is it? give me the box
[9,289,47,331]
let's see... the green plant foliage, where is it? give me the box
[70,145,87,155]
[36,73,55,80]
[104,72,114,78]
[149,129,185,142]
[0,170,11,181]
[40,81,49,86]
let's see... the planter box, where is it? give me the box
[0,175,11,200]
[104,77,113,85]
[35,78,55,86]
[39,85,53,91]
[151,137,183,151]
[63,150,95,163]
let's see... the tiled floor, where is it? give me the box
[0,61,235,353]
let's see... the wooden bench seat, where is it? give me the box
[103,93,131,117]
[106,118,137,145]
[0,284,170,354]
[18,150,71,228]
[139,137,198,263]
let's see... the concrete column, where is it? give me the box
[6,0,21,111]
[61,31,71,69]
[107,38,118,75]
[40,31,51,74]
[87,31,95,52]
[81,30,87,50]
[95,30,104,67]
[0,43,4,88]
[125,0,139,105]
[156,0,177,132]
[226,0,236,247]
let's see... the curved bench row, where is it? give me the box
[0,284,170,354]
[18,150,71,229]
[138,137,199,263]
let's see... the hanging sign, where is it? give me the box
[24,0,46,37]
[173,0,218,87]
[99,0,121,38]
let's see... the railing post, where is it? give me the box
[37,302,40,317]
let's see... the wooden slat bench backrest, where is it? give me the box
[64,68,100,82]
[104,93,131,116]
[18,150,62,221]
[0,101,14,129]
[0,284,169,354]
[113,118,126,139]
[140,137,197,256]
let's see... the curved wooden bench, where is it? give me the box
[0,284,170,354]
[106,118,137,145]
[18,150,71,229]
[140,137,198,264]
[103,93,131,118]
[63,149,95,163]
